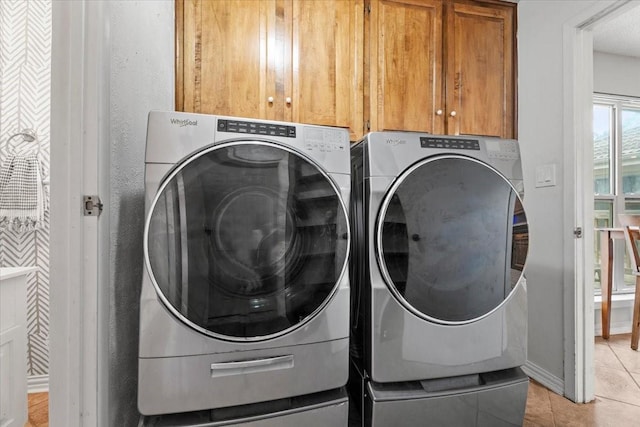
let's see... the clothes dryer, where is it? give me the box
[138,111,350,419]
[349,132,529,425]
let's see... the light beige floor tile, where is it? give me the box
[522,336,640,427]
[631,372,640,387]
[589,396,640,427]
[605,333,635,350]
[595,341,627,371]
[524,381,555,427]
[608,342,640,374]
[547,391,596,427]
[523,419,553,427]
[595,365,640,406]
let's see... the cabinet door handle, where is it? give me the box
[449,111,457,117]
[285,97,292,105]
[267,96,274,103]
[436,109,443,116]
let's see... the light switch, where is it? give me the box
[535,164,556,188]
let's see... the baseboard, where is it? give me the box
[595,322,632,336]
[28,374,49,393]
[522,361,564,396]
[594,295,635,337]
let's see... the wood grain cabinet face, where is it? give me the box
[368,0,444,134]
[176,0,515,141]
[292,0,364,140]
[176,0,364,141]
[446,1,515,138]
[177,0,273,119]
[367,0,516,138]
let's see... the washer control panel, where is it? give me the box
[217,119,296,138]
[420,136,480,150]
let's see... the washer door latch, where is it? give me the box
[84,195,103,217]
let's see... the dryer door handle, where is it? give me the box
[210,355,294,377]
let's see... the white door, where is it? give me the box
[49,1,109,425]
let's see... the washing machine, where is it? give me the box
[349,132,530,426]
[138,111,351,421]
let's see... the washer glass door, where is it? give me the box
[377,155,528,323]
[145,141,349,340]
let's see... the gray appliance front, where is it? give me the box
[140,389,348,427]
[363,133,529,383]
[365,368,529,427]
[139,112,351,415]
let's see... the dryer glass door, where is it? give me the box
[377,155,528,323]
[145,141,349,340]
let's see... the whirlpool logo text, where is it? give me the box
[170,118,198,127]
[385,139,406,146]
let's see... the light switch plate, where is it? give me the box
[535,164,556,188]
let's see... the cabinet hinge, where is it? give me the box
[574,227,583,238]
[365,3,371,14]
[84,195,103,217]
[365,120,371,131]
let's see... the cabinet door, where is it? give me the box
[291,0,364,141]
[445,1,515,138]
[177,0,282,120]
[369,0,444,134]
[0,275,28,427]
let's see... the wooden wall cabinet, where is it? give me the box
[177,0,516,142]
[366,0,516,138]
[176,0,364,141]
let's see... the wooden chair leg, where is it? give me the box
[632,276,640,351]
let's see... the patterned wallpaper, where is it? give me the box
[0,0,51,377]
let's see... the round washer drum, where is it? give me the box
[376,154,529,324]
[144,140,350,341]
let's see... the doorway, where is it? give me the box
[590,0,640,404]
[591,5,640,328]
[569,0,640,405]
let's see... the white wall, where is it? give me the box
[108,1,173,424]
[518,0,601,393]
[593,51,640,97]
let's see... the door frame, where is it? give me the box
[49,1,109,425]
[564,0,637,404]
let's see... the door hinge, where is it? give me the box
[574,227,583,238]
[84,195,103,217]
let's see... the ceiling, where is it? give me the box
[592,4,640,58]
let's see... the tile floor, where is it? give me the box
[524,333,640,426]
[25,334,640,426]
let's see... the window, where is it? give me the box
[593,94,640,294]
